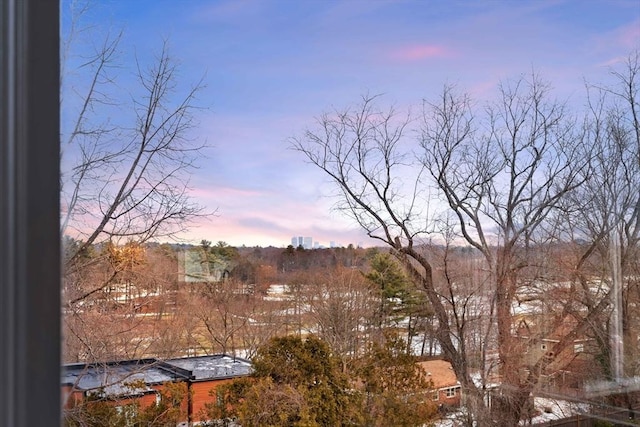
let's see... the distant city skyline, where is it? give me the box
[61,0,640,248]
[289,236,350,250]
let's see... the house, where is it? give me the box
[419,359,462,407]
[62,354,252,425]
[514,310,602,390]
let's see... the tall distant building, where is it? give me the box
[290,235,315,249]
[303,236,312,249]
[291,236,305,248]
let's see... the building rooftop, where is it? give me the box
[164,354,252,381]
[418,359,459,389]
[62,359,186,397]
[62,354,253,396]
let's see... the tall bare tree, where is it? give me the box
[61,2,208,364]
[291,67,635,424]
[565,52,640,385]
[291,95,490,425]
[419,74,595,424]
[61,40,204,266]
[61,1,206,295]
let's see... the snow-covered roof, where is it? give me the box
[164,355,252,381]
[62,354,253,396]
[62,359,184,397]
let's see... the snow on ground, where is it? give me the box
[431,408,472,427]
[523,397,590,425]
[430,396,589,426]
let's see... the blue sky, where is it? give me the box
[61,0,640,248]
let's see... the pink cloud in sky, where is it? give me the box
[181,208,373,248]
[617,20,640,49]
[189,186,262,201]
[592,19,640,64]
[389,44,450,62]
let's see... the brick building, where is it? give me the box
[62,354,252,425]
[418,359,462,407]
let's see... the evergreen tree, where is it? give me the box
[205,335,363,427]
[354,332,438,427]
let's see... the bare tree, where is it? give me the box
[60,3,209,368]
[562,52,640,390]
[290,95,489,425]
[428,220,495,372]
[190,280,250,356]
[594,54,640,382]
[62,243,190,363]
[61,3,207,303]
[292,69,631,424]
[305,267,379,370]
[62,41,205,258]
[235,298,283,360]
[419,74,600,424]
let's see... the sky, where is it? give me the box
[60,0,640,248]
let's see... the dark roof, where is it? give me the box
[164,354,253,381]
[62,354,253,396]
[62,359,187,396]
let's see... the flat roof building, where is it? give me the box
[62,355,253,424]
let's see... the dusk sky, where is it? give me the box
[61,0,640,248]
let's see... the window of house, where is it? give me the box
[541,343,547,351]
[574,343,584,353]
[432,391,439,401]
[445,387,457,398]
